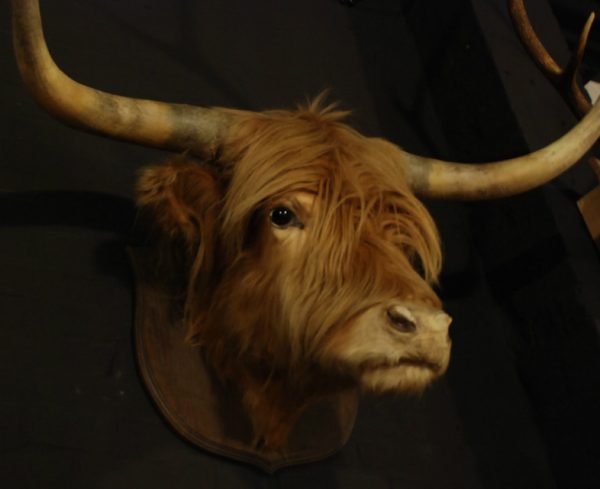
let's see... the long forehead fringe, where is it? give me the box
[219,95,442,283]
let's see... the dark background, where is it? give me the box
[1,0,600,488]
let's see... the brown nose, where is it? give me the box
[386,305,417,333]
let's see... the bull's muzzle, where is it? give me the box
[386,303,452,336]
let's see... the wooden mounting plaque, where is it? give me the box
[129,247,358,472]
[578,185,600,250]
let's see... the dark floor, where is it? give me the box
[1,1,599,488]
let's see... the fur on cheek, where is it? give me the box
[136,157,222,249]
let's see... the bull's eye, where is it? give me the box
[269,206,302,229]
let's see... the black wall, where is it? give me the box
[1,1,599,488]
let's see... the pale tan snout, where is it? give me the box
[385,303,452,336]
[333,301,453,393]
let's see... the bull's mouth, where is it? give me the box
[362,356,442,374]
[396,357,441,372]
[355,355,448,393]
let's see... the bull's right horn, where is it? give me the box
[403,95,600,200]
[12,0,232,158]
[402,0,600,201]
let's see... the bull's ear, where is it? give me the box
[135,156,221,251]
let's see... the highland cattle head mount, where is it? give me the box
[11,0,600,472]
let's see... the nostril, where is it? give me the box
[386,307,417,333]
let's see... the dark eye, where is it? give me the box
[269,206,301,229]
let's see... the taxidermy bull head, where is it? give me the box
[12,0,600,452]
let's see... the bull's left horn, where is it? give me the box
[12,0,231,158]
[404,96,600,200]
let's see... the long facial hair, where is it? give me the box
[183,97,443,385]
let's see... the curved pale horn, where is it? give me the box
[405,100,600,200]
[405,91,600,200]
[404,0,600,200]
[12,0,231,158]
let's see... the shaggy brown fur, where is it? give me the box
[136,97,449,450]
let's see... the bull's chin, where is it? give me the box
[358,359,447,393]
